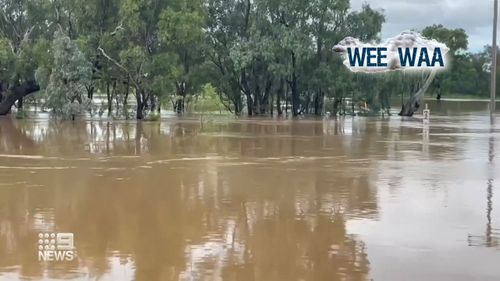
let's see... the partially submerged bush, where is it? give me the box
[145,113,160,122]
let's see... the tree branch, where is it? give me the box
[0,80,40,115]
[97,46,141,90]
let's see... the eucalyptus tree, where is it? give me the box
[205,0,252,115]
[71,0,122,106]
[206,0,385,117]
[0,0,490,120]
[0,0,47,114]
[98,0,175,119]
[37,30,93,119]
[265,0,313,117]
[158,0,206,114]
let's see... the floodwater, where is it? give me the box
[0,100,499,281]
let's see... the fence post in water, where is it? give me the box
[423,104,430,123]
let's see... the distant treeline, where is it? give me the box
[0,0,495,119]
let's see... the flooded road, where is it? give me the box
[0,100,499,280]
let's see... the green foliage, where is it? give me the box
[145,112,161,121]
[422,25,489,98]
[0,38,14,82]
[205,0,387,116]
[0,0,496,119]
[347,4,386,42]
[158,8,205,46]
[422,24,468,54]
[192,83,226,113]
[41,30,93,118]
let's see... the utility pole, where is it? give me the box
[491,0,498,116]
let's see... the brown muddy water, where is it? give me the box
[0,100,499,281]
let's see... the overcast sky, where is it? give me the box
[350,0,496,52]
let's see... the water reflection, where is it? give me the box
[0,106,499,280]
[0,118,379,281]
[468,128,499,249]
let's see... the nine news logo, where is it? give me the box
[37,232,76,262]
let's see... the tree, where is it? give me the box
[97,0,171,119]
[0,0,45,115]
[399,25,469,116]
[422,24,468,54]
[0,0,493,119]
[38,30,92,119]
[158,0,206,114]
[206,0,384,117]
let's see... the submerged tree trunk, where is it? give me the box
[285,85,289,116]
[229,88,242,116]
[241,70,253,116]
[87,85,94,100]
[135,89,145,120]
[262,78,272,114]
[150,94,158,113]
[124,85,129,107]
[245,92,253,116]
[314,89,324,116]
[290,52,299,117]
[333,97,341,116]
[106,82,112,116]
[174,81,186,114]
[123,82,130,119]
[253,83,261,115]
[277,78,283,116]
[399,71,437,117]
[0,81,40,115]
[136,100,144,120]
[233,100,241,115]
[270,94,274,116]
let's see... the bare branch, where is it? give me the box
[97,46,140,90]
[414,70,437,101]
[22,26,34,42]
